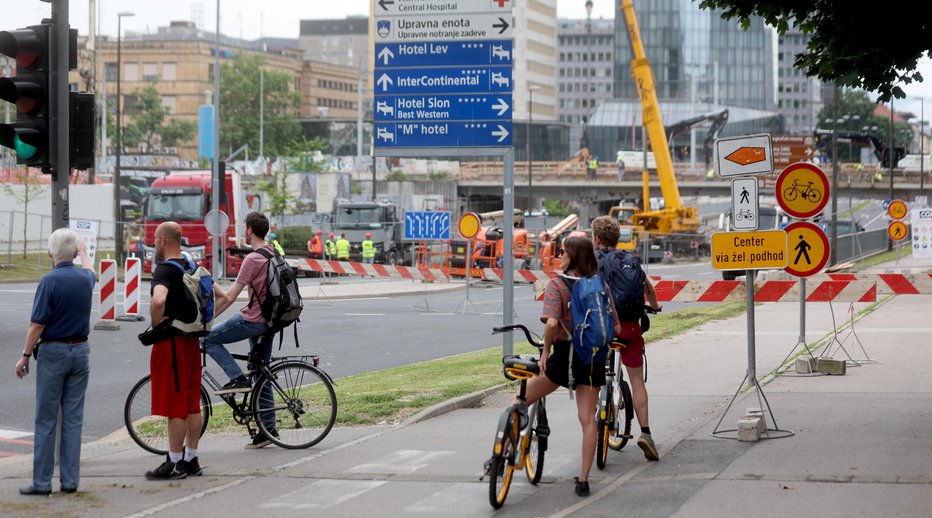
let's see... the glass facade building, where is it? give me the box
[613,0,776,111]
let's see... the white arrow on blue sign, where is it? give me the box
[376,67,512,95]
[375,40,512,68]
[404,211,451,240]
[376,122,512,147]
[376,14,512,43]
[374,94,511,122]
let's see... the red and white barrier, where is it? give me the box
[99,259,116,320]
[818,273,932,295]
[290,258,452,283]
[124,257,141,315]
[649,279,877,303]
[481,268,557,284]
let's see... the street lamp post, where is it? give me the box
[115,11,134,262]
[830,85,839,266]
[527,85,540,211]
[921,97,925,200]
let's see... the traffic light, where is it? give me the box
[0,24,52,168]
[69,91,96,169]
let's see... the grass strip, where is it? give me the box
[202,301,747,433]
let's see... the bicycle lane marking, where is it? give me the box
[125,425,402,517]
[0,429,34,457]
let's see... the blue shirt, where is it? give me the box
[30,262,96,340]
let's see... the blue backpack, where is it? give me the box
[560,275,614,367]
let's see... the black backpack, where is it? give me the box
[251,247,304,346]
[596,249,645,321]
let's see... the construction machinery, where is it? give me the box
[607,0,703,259]
[665,109,730,168]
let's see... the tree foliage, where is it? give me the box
[220,53,303,158]
[816,89,913,161]
[257,169,296,222]
[697,0,930,101]
[0,170,46,258]
[123,82,196,152]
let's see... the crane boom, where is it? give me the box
[620,0,682,210]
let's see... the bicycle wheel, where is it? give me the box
[783,187,798,201]
[806,189,822,203]
[609,380,634,450]
[489,411,518,509]
[596,385,612,469]
[524,402,546,484]
[253,362,337,449]
[124,375,210,455]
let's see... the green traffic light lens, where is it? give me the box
[14,135,38,160]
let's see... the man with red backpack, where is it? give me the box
[591,215,663,461]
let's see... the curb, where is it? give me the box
[401,383,507,427]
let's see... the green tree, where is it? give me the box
[257,169,296,224]
[816,89,913,161]
[698,0,928,101]
[542,198,570,218]
[220,53,303,158]
[1,170,47,258]
[122,82,196,152]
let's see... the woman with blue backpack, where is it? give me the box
[519,235,622,497]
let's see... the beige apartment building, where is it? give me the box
[73,22,360,160]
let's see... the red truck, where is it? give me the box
[138,170,260,277]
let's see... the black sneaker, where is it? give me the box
[574,477,590,497]
[245,428,278,449]
[145,459,187,480]
[215,377,252,395]
[184,456,202,476]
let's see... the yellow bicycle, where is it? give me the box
[484,324,550,509]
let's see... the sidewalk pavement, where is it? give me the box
[2,261,930,517]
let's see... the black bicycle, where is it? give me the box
[484,324,550,509]
[124,347,337,454]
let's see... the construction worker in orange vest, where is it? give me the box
[307,230,323,259]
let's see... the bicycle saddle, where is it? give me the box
[502,354,540,381]
[610,337,629,351]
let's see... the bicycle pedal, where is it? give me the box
[621,433,633,439]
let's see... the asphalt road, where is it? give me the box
[0,275,700,451]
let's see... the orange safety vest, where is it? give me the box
[309,236,323,254]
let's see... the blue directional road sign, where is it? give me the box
[375,40,513,68]
[376,122,511,148]
[375,67,512,95]
[404,211,451,240]
[375,94,511,122]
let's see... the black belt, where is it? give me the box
[43,336,88,344]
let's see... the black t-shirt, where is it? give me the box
[151,259,198,324]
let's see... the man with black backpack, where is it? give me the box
[591,216,663,461]
[203,211,302,449]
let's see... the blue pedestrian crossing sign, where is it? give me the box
[404,211,451,240]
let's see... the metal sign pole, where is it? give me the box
[502,148,514,356]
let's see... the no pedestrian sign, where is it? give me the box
[783,221,829,277]
[711,230,787,271]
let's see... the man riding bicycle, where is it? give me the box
[203,211,280,449]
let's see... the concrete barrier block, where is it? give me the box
[745,408,765,432]
[738,417,761,442]
[816,358,847,375]
[795,357,816,374]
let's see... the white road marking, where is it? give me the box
[404,482,537,514]
[345,449,455,475]
[261,480,385,510]
[0,429,32,440]
[344,313,386,316]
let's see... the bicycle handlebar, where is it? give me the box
[492,324,543,350]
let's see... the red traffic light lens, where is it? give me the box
[16,51,37,69]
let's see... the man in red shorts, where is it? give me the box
[591,216,662,461]
[145,222,225,479]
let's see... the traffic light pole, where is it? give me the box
[51,0,70,230]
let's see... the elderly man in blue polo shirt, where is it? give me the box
[15,228,95,496]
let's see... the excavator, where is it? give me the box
[605,0,704,260]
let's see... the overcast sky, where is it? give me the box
[5,0,931,118]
